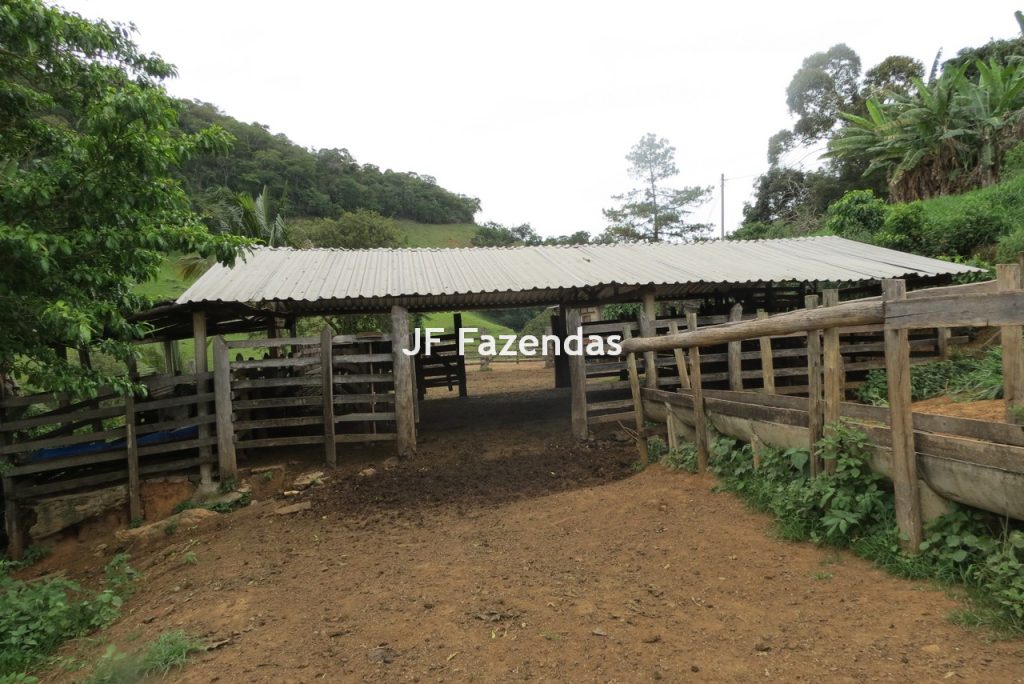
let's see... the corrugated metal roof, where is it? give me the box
[176,236,980,312]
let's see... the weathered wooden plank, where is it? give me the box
[757,310,776,394]
[621,299,884,354]
[238,435,325,450]
[137,436,218,458]
[567,308,588,439]
[321,327,337,467]
[688,313,708,473]
[333,353,393,364]
[332,374,394,385]
[623,327,649,464]
[639,295,658,391]
[233,395,322,410]
[998,265,1024,424]
[728,303,744,392]
[335,433,397,444]
[135,414,216,437]
[667,321,690,389]
[0,426,126,455]
[234,415,323,431]
[641,387,695,409]
[335,394,395,406]
[885,290,1024,330]
[823,289,844,475]
[226,336,320,349]
[3,477,24,560]
[704,396,809,428]
[212,336,238,482]
[392,305,416,457]
[882,279,923,552]
[335,412,397,423]
[230,356,320,370]
[587,411,638,425]
[232,376,321,390]
[585,380,632,392]
[587,398,635,412]
[1,403,124,432]
[805,295,824,475]
[134,392,213,413]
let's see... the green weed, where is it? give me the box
[84,630,203,684]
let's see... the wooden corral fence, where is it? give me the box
[1,306,418,559]
[574,301,962,437]
[617,271,1024,551]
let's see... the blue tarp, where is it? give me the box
[30,425,200,463]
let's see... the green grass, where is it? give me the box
[419,311,514,336]
[394,220,479,248]
[84,630,203,684]
[134,257,192,302]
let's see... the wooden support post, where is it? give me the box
[687,313,708,473]
[192,312,214,487]
[936,327,951,360]
[997,264,1024,424]
[622,327,649,464]
[728,302,744,391]
[756,310,776,394]
[267,322,280,359]
[639,294,658,390]
[454,312,468,397]
[751,433,763,471]
[2,476,22,561]
[212,335,238,482]
[552,309,570,388]
[665,403,678,451]
[321,326,337,467]
[882,279,923,552]
[667,321,690,389]
[805,294,824,475]
[822,289,844,475]
[391,305,417,456]
[161,340,177,375]
[0,388,23,559]
[125,390,141,522]
[566,307,588,440]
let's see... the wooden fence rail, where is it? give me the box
[613,274,1023,552]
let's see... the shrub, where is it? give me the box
[874,202,926,252]
[996,226,1024,263]
[823,190,888,240]
[85,630,203,684]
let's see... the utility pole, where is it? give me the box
[720,172,726,239]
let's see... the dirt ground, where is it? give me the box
[912,395,1006,422]
[27,368,1024,682]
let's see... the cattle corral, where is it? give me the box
[5,238,1024,680]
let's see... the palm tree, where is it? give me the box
[177,187,286,280]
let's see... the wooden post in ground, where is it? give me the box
[192,311,214,488]
[566,307,588,440]
[687,313,709,473]
[623,327,650,464]
[997,264,1024,424]
[212,335,238,482]
[454,313,468,397]
[667,321,690,389]
[882,279,923,552]
[639,293,658,390]
[936,327,951,360]
[822,289,844,475]
[321,326,337,467]
[757,310,776,394]
[125,390,141,522]
[552,308,570,388]
[805,294,824,475]
[0,386,23,560]
[665,403,678,451]
[391,305,417,456]
[751,433,763,471]
[728,302,744,391]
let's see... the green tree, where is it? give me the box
[286,210,401,249]
[470,222,542,247]
[602,134,711,242]
[0,1,247,396]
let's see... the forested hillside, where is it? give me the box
[177,100,480,224]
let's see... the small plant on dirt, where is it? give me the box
[218,479,236,494]
[183,551,198,566]
[813,571,834,580]
[162,519,179,536]
[646,437,668,463]
[0,554,138,676]
[84,630,203,684]
[258,470,275,483]
[660,443,699,473]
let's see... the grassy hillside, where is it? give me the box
[395,220,479,248]
[419,311,514,336]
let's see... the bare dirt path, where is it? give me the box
[41,384,1024,683]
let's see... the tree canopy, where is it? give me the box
[178,101,481,225]
[602,134,711,242]
[0,0,248,395]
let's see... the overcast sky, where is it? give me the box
[60,1,1020,238]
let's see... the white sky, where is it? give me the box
[59,1,1020,237]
